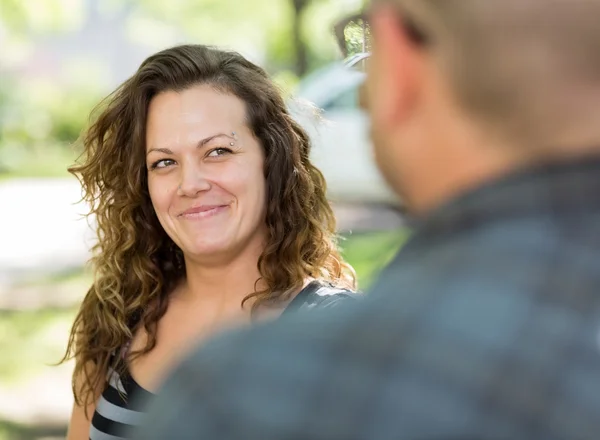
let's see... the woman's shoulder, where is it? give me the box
[283,280,361,314]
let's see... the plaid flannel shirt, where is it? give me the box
[134,157,600,440]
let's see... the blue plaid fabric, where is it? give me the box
[134,157,600,440]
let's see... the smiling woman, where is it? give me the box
[60,44,357,440]
[145,87,268,263]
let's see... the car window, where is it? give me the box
[322,86,358,111]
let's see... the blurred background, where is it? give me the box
[0,1,405,438]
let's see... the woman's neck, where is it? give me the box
[175,236,267,311]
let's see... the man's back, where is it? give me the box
[135,158,600,440]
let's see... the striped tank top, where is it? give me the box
[89,281,357,439]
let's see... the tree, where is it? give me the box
[291,0,311,77]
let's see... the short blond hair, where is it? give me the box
[390,0,600,148]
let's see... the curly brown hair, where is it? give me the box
[61,44,356,409]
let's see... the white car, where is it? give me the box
[289,54,398,205]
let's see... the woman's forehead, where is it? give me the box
[146,86,247,144]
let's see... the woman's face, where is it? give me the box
[145,84,267,264]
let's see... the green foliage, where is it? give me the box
[0,0,359,177]
[0,76,100,176]
[3,83,99,144]
[303,0,353,69]
[0,0,84,35]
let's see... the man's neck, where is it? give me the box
[407,147,526,217]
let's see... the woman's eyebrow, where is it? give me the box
[197,132,233,147]
[146,133,234,156]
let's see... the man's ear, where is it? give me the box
[369,4,425,130]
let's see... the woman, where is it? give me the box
[62,44,357,440]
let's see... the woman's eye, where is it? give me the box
[207,148,231,158]
[151,159,176,169]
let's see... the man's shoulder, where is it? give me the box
[137,258,600,439]
[283,280,361,315]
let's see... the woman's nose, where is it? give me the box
[176,163,212,197]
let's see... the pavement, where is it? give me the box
[0,178,96,291]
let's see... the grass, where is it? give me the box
[0,418,67,440]
[0,308,77,385]
[342,229,408,289]
[0,270,91,386]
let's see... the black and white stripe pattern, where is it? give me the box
[90,366,153,440]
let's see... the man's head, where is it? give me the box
[357,0,600,213]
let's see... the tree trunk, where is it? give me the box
[291,0,310,77]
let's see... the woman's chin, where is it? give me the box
[183,240,233,262]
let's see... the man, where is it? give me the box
[135,1,600,438]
